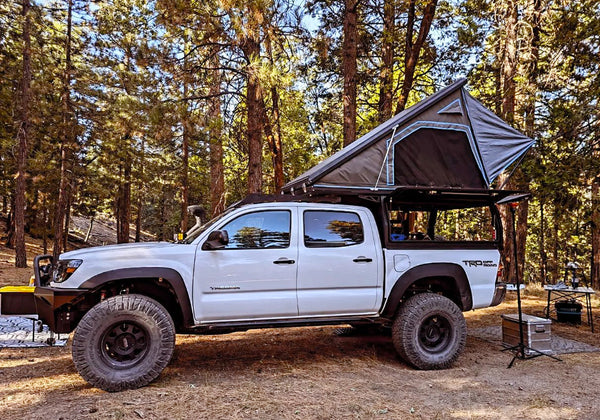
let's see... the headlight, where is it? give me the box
[52,259,83,283]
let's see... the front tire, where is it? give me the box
[392,293,466,370]
[72,294,175,392]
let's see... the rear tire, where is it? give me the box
[72,294,175,392]
[392,293,466,369]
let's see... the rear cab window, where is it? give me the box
[303,211,364,248]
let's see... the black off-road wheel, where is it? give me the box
[72,294,175,392]
[392,293,466,370]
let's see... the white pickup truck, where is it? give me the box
[26,189,508,391]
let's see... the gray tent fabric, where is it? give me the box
[282,79,534,195]
[463,93,535,183]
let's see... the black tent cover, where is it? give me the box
[282,79,534,196]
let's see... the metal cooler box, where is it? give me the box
[501,314,552,355]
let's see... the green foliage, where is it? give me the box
[0,0,598,285]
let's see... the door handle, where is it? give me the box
[353,256,373,263]
[273,258,295,265]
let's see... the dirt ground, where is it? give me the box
[1,246,600,419]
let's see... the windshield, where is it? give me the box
[179,208,234,244]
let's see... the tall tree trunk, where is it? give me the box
[117,151,131,243]
[512,0,543,283]
[500,0,518,125]
[396,0,438,114]
[241,11,262,194]
[497,0,518,282]
[516,199,529,281]
[265,32,285,191]
[270,85,284,191]
[135,138,144,242]
[342,0,358,146]
[42,193,47,253]
[209,53,225,217]
[592,170,600,289]
[180,82,190,233]
[14,0,32,268]
[6,195,15,248]
[259,91,281,193]
[592,182,599,288]
[539,200,548,283]
[63,189,71,251]
[378,0,395,123]
[551,205,559,282]
[53,0,73,262]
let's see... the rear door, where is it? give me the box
[296,207,381,316]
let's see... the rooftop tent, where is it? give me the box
[282,79,534,195]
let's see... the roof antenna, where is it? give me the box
[373,124,399,191]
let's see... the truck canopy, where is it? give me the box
[282,79,534,196]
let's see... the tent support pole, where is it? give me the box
[373,124,399,191]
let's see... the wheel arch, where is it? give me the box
[79,267,194,330]
[381,263,473,318]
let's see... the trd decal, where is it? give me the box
[462,260,497,268]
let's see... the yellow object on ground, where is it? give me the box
[0,286,35,293]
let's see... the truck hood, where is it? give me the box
[60,242,177,260]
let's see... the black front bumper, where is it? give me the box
[34,287,87,333]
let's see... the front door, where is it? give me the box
[194,208,298,322]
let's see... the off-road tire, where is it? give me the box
[72,294,175,392]
[392,293,466,369]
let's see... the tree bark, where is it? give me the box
[497,0,518,282]
[265,32,285,191]
[396,0,438,114]
[500,0,518,125]
[208,53,225,217]
[342,0,358,146]
[180,81,190,233]
[539,200,548,283]
[6,195,15,248]
[53,0,73,262]
[63,189,71,251]
[378,0,394,123]
[592,170,600,289]
[135,138,145,242]
[117,150,131,243]
[241,11,262,194]
[14,0,32,268]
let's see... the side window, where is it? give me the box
[389,210,431,241]
[304,211,364,248]
[220,210,290,249]
[435,208,495,241]
[388,207,496,242]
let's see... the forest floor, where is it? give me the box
[0,236,600,419]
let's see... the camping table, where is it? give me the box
[543,285,595,332]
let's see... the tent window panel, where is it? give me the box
[389,210,432,241]
[389,207,495,242]
[393,128,486,189]
[435,208,495,242]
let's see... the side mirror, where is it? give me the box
[202,230,229,250]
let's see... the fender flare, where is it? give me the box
[381,263,473,318]
[80,267,194,327]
